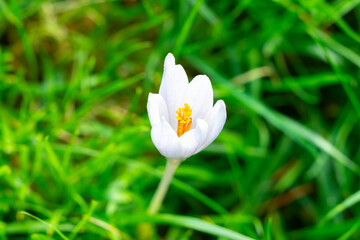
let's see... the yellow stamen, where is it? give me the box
[176,103,192,137]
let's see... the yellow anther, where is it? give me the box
[176,103,192,137]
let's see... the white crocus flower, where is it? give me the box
[147,53,226,160]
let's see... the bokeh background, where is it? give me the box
[1,0,360,239]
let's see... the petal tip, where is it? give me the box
[201,74,210,79]
[164,53,175,67]
[214,99,226,109]
[148,92,155,98]
[193,74,210,80]
[191,74,212,87]
[216,100,227,119]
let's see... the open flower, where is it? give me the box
[147,53,226,160]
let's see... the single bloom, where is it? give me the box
[147,53,226,160]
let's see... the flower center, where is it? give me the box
[176,103,192,137]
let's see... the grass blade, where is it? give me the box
[320,190,360,225]
[118,214,256,240]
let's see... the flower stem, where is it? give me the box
[147,158,181,214]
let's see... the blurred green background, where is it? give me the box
[1,0,360,239]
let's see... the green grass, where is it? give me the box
[1,0,360,239]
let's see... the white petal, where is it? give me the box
[182,75,213,121]
[147,93,169,127]
[151,117,182,159]
[180,119,208,159]
[196,100,226,153]
[159,53,189,130]
[163,52,175,68]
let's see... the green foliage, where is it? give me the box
[1,0,360,239]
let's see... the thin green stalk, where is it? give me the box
[148,159,181,214]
